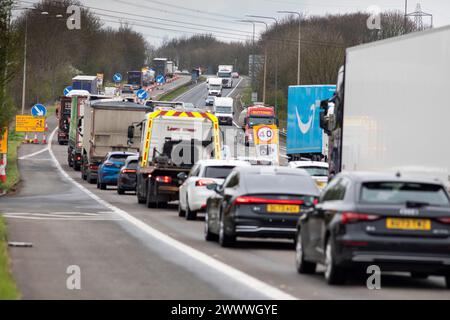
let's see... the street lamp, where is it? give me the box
[246,15,279,114]
[278,10,301,85]
[237,20,257,91]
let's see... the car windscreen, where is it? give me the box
[216,106,232,114]
[204,166,235,179]
[127,160,138,170]
[249,117,275,126]
[298,166,328,177]
[209,85,221,90]
[244,173,318,196]
[360,182,450,207]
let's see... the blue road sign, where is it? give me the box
[156,75,165,84]
[31,104,47,117]
[64,86,73,96]
[113,73,123,82]
[136,89,149,100]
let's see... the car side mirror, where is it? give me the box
[206,183,217,191]
[177,172,188,182]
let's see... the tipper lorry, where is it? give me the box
[67,90,90,170]
[320,25,450,185]
[81,100,153,184]
[130,109,221,208]
[56,96,72,145]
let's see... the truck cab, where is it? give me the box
[239,106,276,146]
[213,97,234,125]
[217,65,233,88]
[207,77,223,97]
[56,96,72,145]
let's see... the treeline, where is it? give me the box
[6,0,150,115]
[156,35,253,74]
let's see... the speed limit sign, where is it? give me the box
[254,125,278,145]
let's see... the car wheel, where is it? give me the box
[295,229,316,274]
[219,218,235,247]
[81,170,87,181]
[117,187,125,195]
[100,183,107,190]
[204,211,217,241]
[87,173,96,184]
[324,239,346,285]
[178,201,186,217]
[411,272,429,279]
[185,197,197,221]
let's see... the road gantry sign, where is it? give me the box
[0,128,8,154]
[15,115,46,132]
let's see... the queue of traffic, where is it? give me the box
[53,26,450,289]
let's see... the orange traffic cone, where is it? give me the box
[0,156,6,183]
[42,133,47,144]
[33,133,38,144]
[44,122,49,132]
[23,133,29,144]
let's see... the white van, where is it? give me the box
[208,77,223,97]
[213,97,234,125]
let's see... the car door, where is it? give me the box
[221,172,240,218]
[311,177,349,262]
[98,154,109,183]
[209,172,236,233]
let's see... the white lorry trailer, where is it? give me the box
[320,26,450,185]
[217,65,233,88]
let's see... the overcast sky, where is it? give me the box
[17,0,448,46]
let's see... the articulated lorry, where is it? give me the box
[67,90,90,170]
[81,100,153,184]
[153,58,168,77]
[131,109,221,208]
[56,96,72,145]
[217,65,233,88]
[286,85,335,161]
[72,75,99,94]
[320,26,450,184]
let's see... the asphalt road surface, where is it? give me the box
[2,85,450,299]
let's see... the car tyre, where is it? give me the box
[117,187,125,195]
[178,201,186,217]
[204,211,217,241]
[295,229,316,274]
[324,239,346,285]
[146,180,156,208]
[219,218,235,247]
[100,183,107,190]
[185,197,197,221]
[87,172,96,184]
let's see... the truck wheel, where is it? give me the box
[146,180,156,208]
[74,163,81,171]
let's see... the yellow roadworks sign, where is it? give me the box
[15,115,45,132]
[0,128,8,153]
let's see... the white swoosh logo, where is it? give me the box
[295,104,315,134]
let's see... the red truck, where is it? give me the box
[56,96,72,145]
[238,105,277,145]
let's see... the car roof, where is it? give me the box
[340,171,446,185]
[289,161,329,168]
[108,151,137,156]
[126,156,139,162]
[195,159,251,167]
[235,165,310,176]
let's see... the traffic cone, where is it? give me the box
[23,133,29,144]
[44,122,49,132]
[42,133,47,144]
[0,157,6,184]
[33,133,38,144]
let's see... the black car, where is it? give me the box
[204,166,320,247]
[117,156,139,195]
[295,172,450,287]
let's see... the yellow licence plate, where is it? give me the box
[267,204,300,214]
[386,218,431,231]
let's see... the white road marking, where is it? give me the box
[19,147,49,160]
[226,77,243,98]
[175,82,206,100]
[47,127,297,300]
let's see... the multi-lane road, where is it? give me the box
[2,79,450,300]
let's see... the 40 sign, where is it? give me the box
[254,125,278,145]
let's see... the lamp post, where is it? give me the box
[246,15,279,114]
[278,10,301,85]
[238,20,257,92]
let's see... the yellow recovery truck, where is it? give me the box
[129,109,221,208]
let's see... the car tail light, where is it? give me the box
[341,212,380,224]
[155,176,172,184]
[196,179,215,187]
[89,165,98,170]
[233,196,305,205]
[437,217,450,224]
[313,198,319,205]
[121,169,137,174]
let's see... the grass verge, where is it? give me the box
[0,131,23,193]
[159,76,206,101]
[0,216,20,299]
